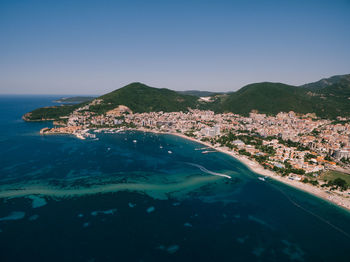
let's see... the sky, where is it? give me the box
[0,0,350,95]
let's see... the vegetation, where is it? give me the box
[88,82,200,114]
[177,90,222,97]
[326,178,348,191]
[278,138,309,151]
[320,170,350,185]
[23,74,350,121]
[209,74,350,118]
[324,155,333,161]
[340,157,350,164]
[302,178,319,186]
[53,96,95,103]
[238,149,251,156]
[23,83,201,121]
[184,130,196,137]
[216,82,315,115]
[23,104,81,121]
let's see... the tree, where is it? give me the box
[311,129,320,136]
[238,149,251,156]
[326,178,348,191]
[324,155,332,161]
[310,180,319,186]
[332,178,348,191]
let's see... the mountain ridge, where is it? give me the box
[300,74,350,90]
[23,74,350,121]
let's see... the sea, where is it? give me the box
[0,95,350,262]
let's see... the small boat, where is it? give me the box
[133,140,137,143]
[258,177,265,181]
[202,150,216,154]
[160,145,163,149]
[168,150,172,154]
[75,134,85,140]
[85,133,96,139]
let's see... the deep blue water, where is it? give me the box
[1,95,350,262]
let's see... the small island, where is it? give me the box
[53,96,95,104]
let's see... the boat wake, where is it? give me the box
[186,163,231,179]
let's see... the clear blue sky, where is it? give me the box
[1,0,349,95]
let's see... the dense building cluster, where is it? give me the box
[44,101,350,180]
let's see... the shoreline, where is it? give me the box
[41,126,350,212]
[165,131,350,212]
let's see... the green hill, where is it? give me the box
[88,82,199,114]
[216,77,350,118]
[301,74,350,90]
[177,90,222,97]
[216,82,314,115]
[23,82,201,121]
[23,74,350,121]
[22,104,82,121]
[301,75,350,118]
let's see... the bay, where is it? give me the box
[0,95,349,262]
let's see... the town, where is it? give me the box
[41,99,350,198]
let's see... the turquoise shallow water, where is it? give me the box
[0,96,350,262]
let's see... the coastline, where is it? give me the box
[41,126,350,212]
[165,131,350,212]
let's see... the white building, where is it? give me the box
[201,125,221,137]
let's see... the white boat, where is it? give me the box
[86,133,96,139]
[160,145,163,149]
[75,134,85,140]
[202,150,216,154]
[258,177,265,181]
[168,150,172,154]
[133,140,137,143]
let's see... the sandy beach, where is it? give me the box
[47,127,350,212]
[166,131,350,212]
